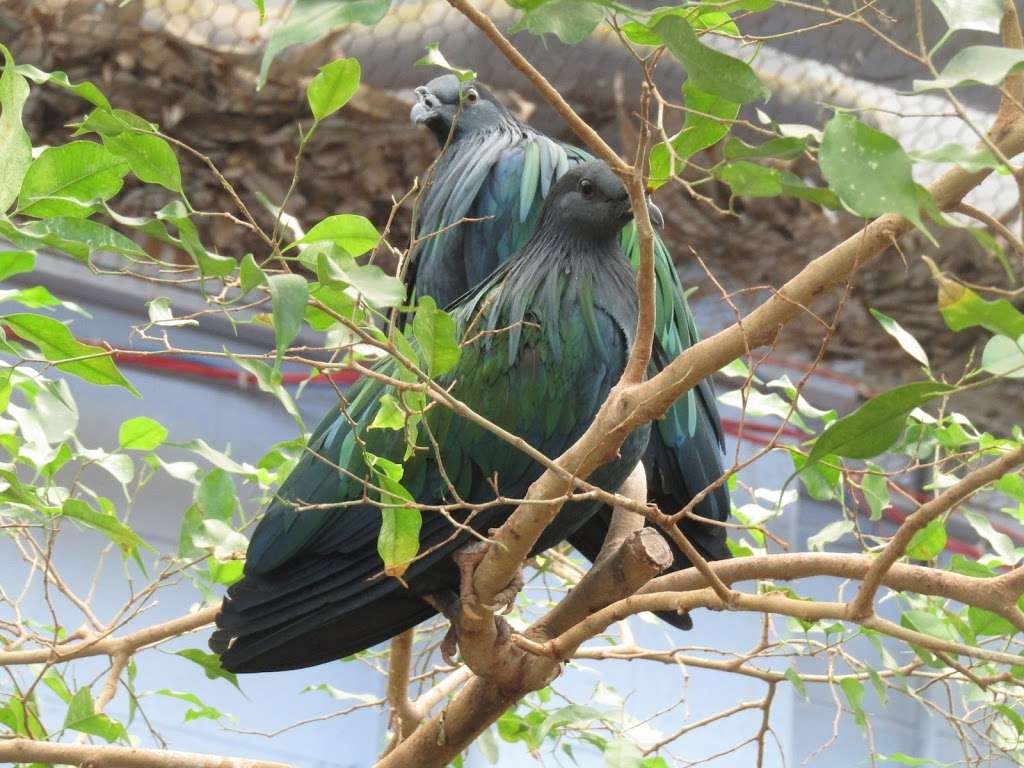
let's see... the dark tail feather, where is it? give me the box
[212,588,436,673]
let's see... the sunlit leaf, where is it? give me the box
[118,416,168,451]
[869,308,930,368]
[307,58,361,122]
[0,45,32,213]
[17,141,129,218]
[4,313,139,394]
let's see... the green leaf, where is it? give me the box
[16,65,111,109]
[789,448,842,501]
[879,752,952,766]
[250,0,266,24]
[0,251,34,280]
[4,313,139,394]
[982,334,1024,378]
[307,58,361,122]
[807,519,854,551]
[862,466,890,520]
[267,274,309,362]
[913,46,1024,92]
[63,688,126,743]
[10,217,147,262]
[723,136,806,161]
[0,46,33,213]
[196,468,238,522]
[239,253,267,295]
[963,509,1017,561]
[906,519,947,560]
[840,677,866,727]
[119,416,168,451]
[806,382,953,465]
[910,143,1005,173]
[649,84,738,189]
[654,16,768,104]
[153,689,226,723]
[258,0,390,89]
[61,498,148,557]
[604,739,645,767]
[147,297,198,327]
[17,140,129,218]
[869,308,929,368]
[414,44,477,81]
[967,605,1018,636]
[377,476,421,578]
[931,0,1002,32]
[935,278,1024,338]
[157,202,235,277]
[785,667,808,701]
[100,111,182,193]
[370,394,406,431]
[413,296,460,377]
[227,353,304,431]
[290,213,380,256]
[819,113,930,237]
[716,161,782,198]
[509,0,605,44]
[175,649,242,692]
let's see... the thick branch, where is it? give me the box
[385,630,419,741]
[595,463,647,567]
[849,447,1024,618]
[0,740,291,768]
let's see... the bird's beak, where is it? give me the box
[410,88,439,125]
[410,101,437,125]
[647,199,665,229]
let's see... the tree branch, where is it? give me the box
[0,739,292,768]
[0,605,219,666]
[849,447,1024,619]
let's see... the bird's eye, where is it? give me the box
[579,179,594,199]
[465,88,479,104]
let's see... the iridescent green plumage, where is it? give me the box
[212,162,649,672]
[409,76,731,630]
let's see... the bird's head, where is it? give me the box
[542,161,664,240]
[410,74,509,144]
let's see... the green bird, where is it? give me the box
[409,74,731,629]
[211,162,654,672]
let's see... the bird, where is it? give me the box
[211,161,654,673]
[408,74,731,630]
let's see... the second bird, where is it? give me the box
[409,74,731,629]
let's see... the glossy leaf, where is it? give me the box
[414,44,477,81]
[913,46,1024,92]
[654,16,768,104]
[17,141,128,218]
[290,213,380,256]
[820,113,929,236]
[100,110,182,193]
[649,84,739,189]
[61,498,148,555]
[13,216,147,262]
[0,45,32,213]
[869,308,930,368]
[806,382,953,465]
[981,334,1024,378]
[413,296,460,377]
[509,0,605,44]
[118,416,168,451]
[906,519,947,560]
[63,688,126,743]
[267,274,309,361]
[258,0,390,89]
[0,251,34,280]
[377,481,421,577]
[307,58,361,122]
[4,313,139,394]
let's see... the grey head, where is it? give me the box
[537,161,664,243]
[410,74,515,145]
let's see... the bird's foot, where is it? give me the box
[452,539,524,617]
[438,612,512,666]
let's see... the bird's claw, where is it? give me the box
[452,539,524,616]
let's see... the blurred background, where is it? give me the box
[2,1,1023,765]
